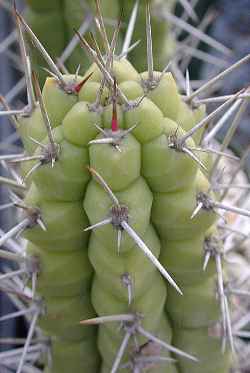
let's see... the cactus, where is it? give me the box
[0,1,250,373]
[24,0,176,83]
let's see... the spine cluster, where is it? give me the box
[16,56,231,372]
[25,0,174,82]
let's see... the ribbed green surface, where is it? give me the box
[17,58,231,372]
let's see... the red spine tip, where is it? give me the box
[74,72,93,94]
[111,78,119,132]
[111,115,119,132]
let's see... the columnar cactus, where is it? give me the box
[24,0,176,83]
[0,2,250,373]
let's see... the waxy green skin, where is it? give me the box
[42,76,81,127]
[31,127,90,201]
[99,315,173,372]
[49,339,100,373]
[19,58,231,373]
[84,177,153,253]
[44,340,100,373]
[24,187,89,251]
[39,294,95,341]
[88,225,160,301]
[89,134,141,191]
[84,58,140,84]
[17,106,48,154]
[140,72,181,120]
[142,118,198,192]
[152,186,216,241]
[166,276,220,328]
[176,101,207,144]
[27,242,92,297]
[173,328,232,373]
[160,235,216,286]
